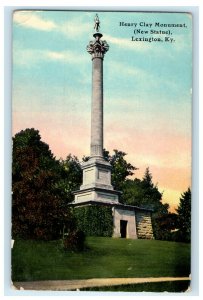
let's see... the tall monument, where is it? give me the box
[73,15,120,204]
[71,15,154,240]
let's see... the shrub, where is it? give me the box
[63,230,85,252]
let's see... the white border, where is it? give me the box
[2,1,201,299]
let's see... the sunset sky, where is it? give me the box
[12,10,192,211]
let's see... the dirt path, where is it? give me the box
[13,277,190,291]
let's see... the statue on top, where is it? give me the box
[94,14,100,32]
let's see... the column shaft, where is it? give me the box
[91,57,103,157]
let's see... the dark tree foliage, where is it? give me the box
[121,178,144,206]
[142,167,153,188]
[12,128,76,240]
[176,188,191,243]
[121,168,164,210]
[153,213,178,241]
[57,155,82,203]
[155,213,178,231]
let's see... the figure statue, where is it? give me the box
[94,14,100,32]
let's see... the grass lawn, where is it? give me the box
[12,237,191,282]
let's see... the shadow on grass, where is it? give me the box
[80,281,190,292]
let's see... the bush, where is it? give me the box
[63,230,85,252]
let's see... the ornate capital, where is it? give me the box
[87,33,109,59]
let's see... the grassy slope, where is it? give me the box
[12,237,191,281]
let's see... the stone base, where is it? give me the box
[81,157,113,188]
[73,187,119,204]
[74,156,120,204]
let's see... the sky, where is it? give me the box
[12,10,192,211]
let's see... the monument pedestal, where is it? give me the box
[73,157,120,204]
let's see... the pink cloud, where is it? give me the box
[104,120,191,208]
[12,111,90,160]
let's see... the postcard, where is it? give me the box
[11,10,192,293]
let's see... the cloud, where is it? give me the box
[13,11,91,38]
[12,110,91,159]
[13,47,86,67]
[46,51,65,60]
[45,50,86,64]
[60,18,91,38]
[173,33,192,52]
[107,60,153,86]
[13,11,57,31]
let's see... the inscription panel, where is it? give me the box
[98,169,109,184]
[84,168,95,184]
[97,193,116,201]
[77,193,92,202]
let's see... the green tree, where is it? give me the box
[141,167,165,210]
[121,178,144,206]
[56,154,82,203]
[122,168,164,210]
[12,128,75,240]
[176,188,191,243]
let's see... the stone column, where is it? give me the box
[91,56,103,157]
[87,32,109,158]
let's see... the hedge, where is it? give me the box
[73,205,113,237]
